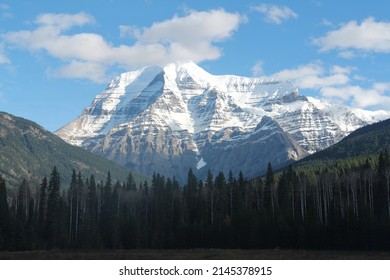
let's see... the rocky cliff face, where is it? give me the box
[55,61,390,181]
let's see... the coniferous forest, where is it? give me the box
[1,150,390,252]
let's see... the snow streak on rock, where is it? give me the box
[56,61,390,181]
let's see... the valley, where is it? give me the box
[1,63,390,257]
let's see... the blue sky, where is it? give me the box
[1,0,390,131]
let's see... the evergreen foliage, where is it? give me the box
[0,111,147,187]
[2,118,390,250]
[299,118,390,164]
[1,152,390,250]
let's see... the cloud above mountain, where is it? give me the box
[313,17,390,57]
[253,3,298,25]
[269,62,390,109]
[0,44,9,64]
[3,10,244,82]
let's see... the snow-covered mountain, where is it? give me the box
[56,61,390,181]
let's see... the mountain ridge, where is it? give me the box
[55,61,390,182]
[0,111,146,187]
[296,118,390,164]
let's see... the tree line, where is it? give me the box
[0,150,390,251]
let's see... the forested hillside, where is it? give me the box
[0,112,146,187]
[298,118,390,163]
[1,149,389,251]
[1,115,390,251]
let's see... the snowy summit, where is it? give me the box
[56,61,390,182]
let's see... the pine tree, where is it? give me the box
[38,177,47,238]
[378,150,390,219]
[68,169,77,245]
[185,168,199,223]
[126,171,137,191]
[215,172,227,236]
[86,174,99,248]
[45,166,61,249]
[74,171,86,247]
[265,162,276,220]
[25,197,36,250]
[0,175,10,250]
[15,179,30,250]
[111,180,120,248]
[206,169,214,226]
[100,171,115,248]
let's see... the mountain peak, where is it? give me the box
[162,60,212,84]
[56,62,390,182]
[163,60,200,71]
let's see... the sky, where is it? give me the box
[1,0,390,131]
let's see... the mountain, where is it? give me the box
[0,112,146,187]
[297,118,390,164]
[55,61,390,181]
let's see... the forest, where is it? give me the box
[0,150,390,251]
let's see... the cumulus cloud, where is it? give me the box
[251,60,264,76]
[35,12,95,30]
[313,17,390,55]
[253,4,298,25]
[321,84,390,109]
[321,19,333,27]
[0,3,12,19]
[271,62,351,89]
[48,60,108,83]
[0,53,8,63]
[268,62,390,109]
[119,25,138,38]
[3,10,244,82]
[0,44,9,64]
[135,9,242,43]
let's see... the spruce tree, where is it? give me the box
[265,162,275,220]
[100,171,115,248]
[38,177,48,238]
[15,179,30,250]
[185,168,199,223]
[45,166,61,249]
[206,169,214,226]
[126,171,137,191]
[0,175,10,250]
[86,174,99,248]
[68,169,77,245]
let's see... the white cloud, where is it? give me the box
[135,9,243,43]
[0,80,5,102]
[119,25,138,38]
[313,17,390,54]
[251,60,264,76]
[0,52,8,64]
[321,84,390,109]
[253,4,298,25]
[35,12,95,30]
[271,62,350,89]
[330,65,354,75]
[321,19,333,27]
[0,44,9,64]
[48,60,108,83]
[3,10,244,82]
[0,3,12,20]
[268,62,390,109]
[338,50,356,59]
